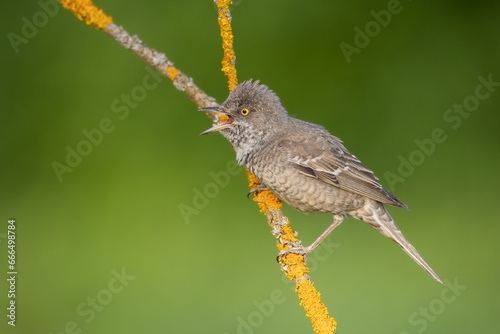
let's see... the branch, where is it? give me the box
[216,1,336,333]
[58,0,218,113]
[215,0,238,92]
[104,24,217,110]
[57,1,336,333]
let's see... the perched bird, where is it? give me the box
[200,80,443,284]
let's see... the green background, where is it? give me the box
[2,0,499,333]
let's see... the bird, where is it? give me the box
[199,79,443,284]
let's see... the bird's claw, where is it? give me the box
[247,184,270,198]
[277,246,313,260]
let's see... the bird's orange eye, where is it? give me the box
[240,108,250,116]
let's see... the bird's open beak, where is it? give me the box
[199,106,234,135]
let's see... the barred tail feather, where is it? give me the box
[351,202,444,284]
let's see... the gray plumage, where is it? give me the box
[200,80,443,284]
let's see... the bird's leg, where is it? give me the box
[278,214,345,257]
[304,214,345,253]
[247,183,270,198]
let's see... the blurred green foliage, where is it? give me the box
[1,0,499,333]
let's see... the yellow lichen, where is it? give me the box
[214,2,336,333]
[297,281,337,334]
[247,170,260,188]
[166,66,180,81]
[219,113,229,123]
[283,255,308,280]
[216,0,238,91]
[58,0,112,30]
[281,224,299,242]
[253,190,283,213]
[246,169,283,213]
[278,224,336,333]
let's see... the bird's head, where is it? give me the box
[199,80,288,147]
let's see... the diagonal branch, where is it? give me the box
[57,0,336,333]
[58,0,218,113]
[104,23,218,110]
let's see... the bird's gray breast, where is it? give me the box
[247,141,366,214]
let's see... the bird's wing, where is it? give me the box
[278,134,407,208]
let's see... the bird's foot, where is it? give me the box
[247,184,270,198]
[277,245,313,259]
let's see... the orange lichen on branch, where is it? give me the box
[58,0,112,30]
[280,252,308,280]
[276,220,336,333]
[215,0,238,91]
[166,66,180,81]
[219,112,229,123]
[280,224,299,243]
[215,3,336,332]
[297,281,337,334]
[253,190,283,213]
[247,170,282,213]
[277,223,307,281]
